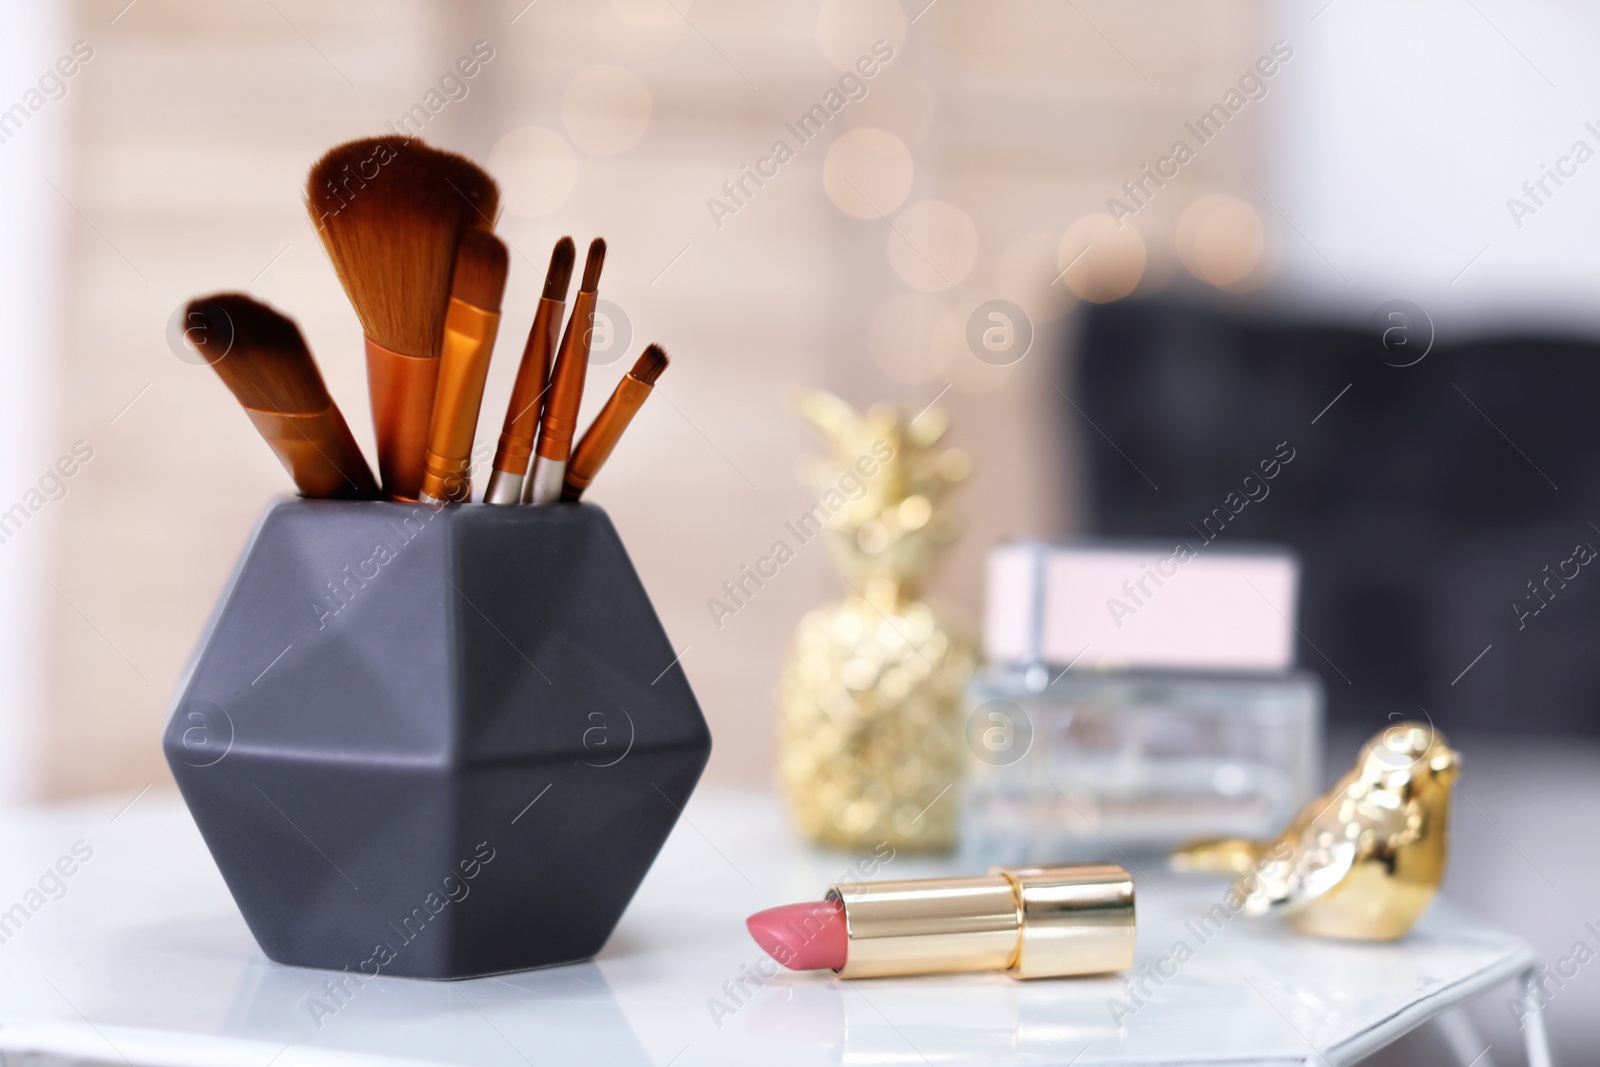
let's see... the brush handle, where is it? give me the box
[561,374,653,501]
[490,294,565,488]
[420,297,500,503]
[534,289,598,467]
[365,338,439,502]
[243,405,378,500]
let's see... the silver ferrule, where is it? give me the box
[482,468,524,505]
[527,455,566,505]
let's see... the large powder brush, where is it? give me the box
[306,137,498,500]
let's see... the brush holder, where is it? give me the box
[162,499,711,979]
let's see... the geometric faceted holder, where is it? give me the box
[162,499,710,979]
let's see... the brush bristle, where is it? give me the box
[186,293,330,414]
[306,137,469,358]
[450,229,509,312]
[581,237,606,292]
[429,146,501,230]
[630,344,669,385]
[544,237,576,301]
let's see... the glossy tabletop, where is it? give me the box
[0,787,1537,1066]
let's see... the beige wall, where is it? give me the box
[43,0,1267,799]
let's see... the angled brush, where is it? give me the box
[187,293,377,500]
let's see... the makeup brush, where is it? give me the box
[526,238,606,504]
[419,229,510,505]
[484,237,575,505]
[305,137,483,501]
[561,345,669,502]
[187,293,378,500]
[431,146,502,231]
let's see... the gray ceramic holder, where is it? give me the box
[163,499,711,979]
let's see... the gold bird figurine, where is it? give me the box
[1172,722,1460,941]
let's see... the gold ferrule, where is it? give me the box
[364,336,439,502]
[420,298,501,503]
[243,405,378,500]
[830,863,1134,980]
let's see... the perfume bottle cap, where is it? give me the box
[985,541,1299,674]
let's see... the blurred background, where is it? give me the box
[3,0,1600,1060]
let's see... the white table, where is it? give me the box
[0,787,1550,1066]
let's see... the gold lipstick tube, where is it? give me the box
[560,372,653,501]
[828,863,1134,980]
[483,293,564,505]
[526,288,598,503]
[365,338,439,502]
[419,297,501,504]
[241,406,378,500]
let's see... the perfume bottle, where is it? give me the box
[962,541,1322,865]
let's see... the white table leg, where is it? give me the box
[1434,1007,1497,1067]
[1520,966,1555,1067]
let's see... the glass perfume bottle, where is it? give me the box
[961,541,1322,866]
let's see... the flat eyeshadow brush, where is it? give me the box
[419,229,510,504]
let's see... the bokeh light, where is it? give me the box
[823,128,914,219]
[490,127,578,218]
[562,66,653,156]
[1057,213,1145,303]
[889,200,978,292]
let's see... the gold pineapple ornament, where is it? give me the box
[777,391,973,851]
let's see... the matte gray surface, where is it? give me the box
[162,500,711,979]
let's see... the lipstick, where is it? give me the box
[746,864,1134,980]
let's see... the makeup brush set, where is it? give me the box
[163,137,710,980]
[188,136,666,507]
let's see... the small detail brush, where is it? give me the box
[561,345,669,502]
[419,229,510,505]
[187,293,378,500]
[526,238,606,504]
[484,238,575,505]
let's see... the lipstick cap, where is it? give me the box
[830,862,1134,980]
[1003,863,1135,979]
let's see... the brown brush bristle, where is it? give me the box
[630,344,669,385]
[306,137,469,358]
[544,237,575,301]
[428,146,501,230]
[186,293,330,414]
[581,237,606,292]
[450,229,509,312]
